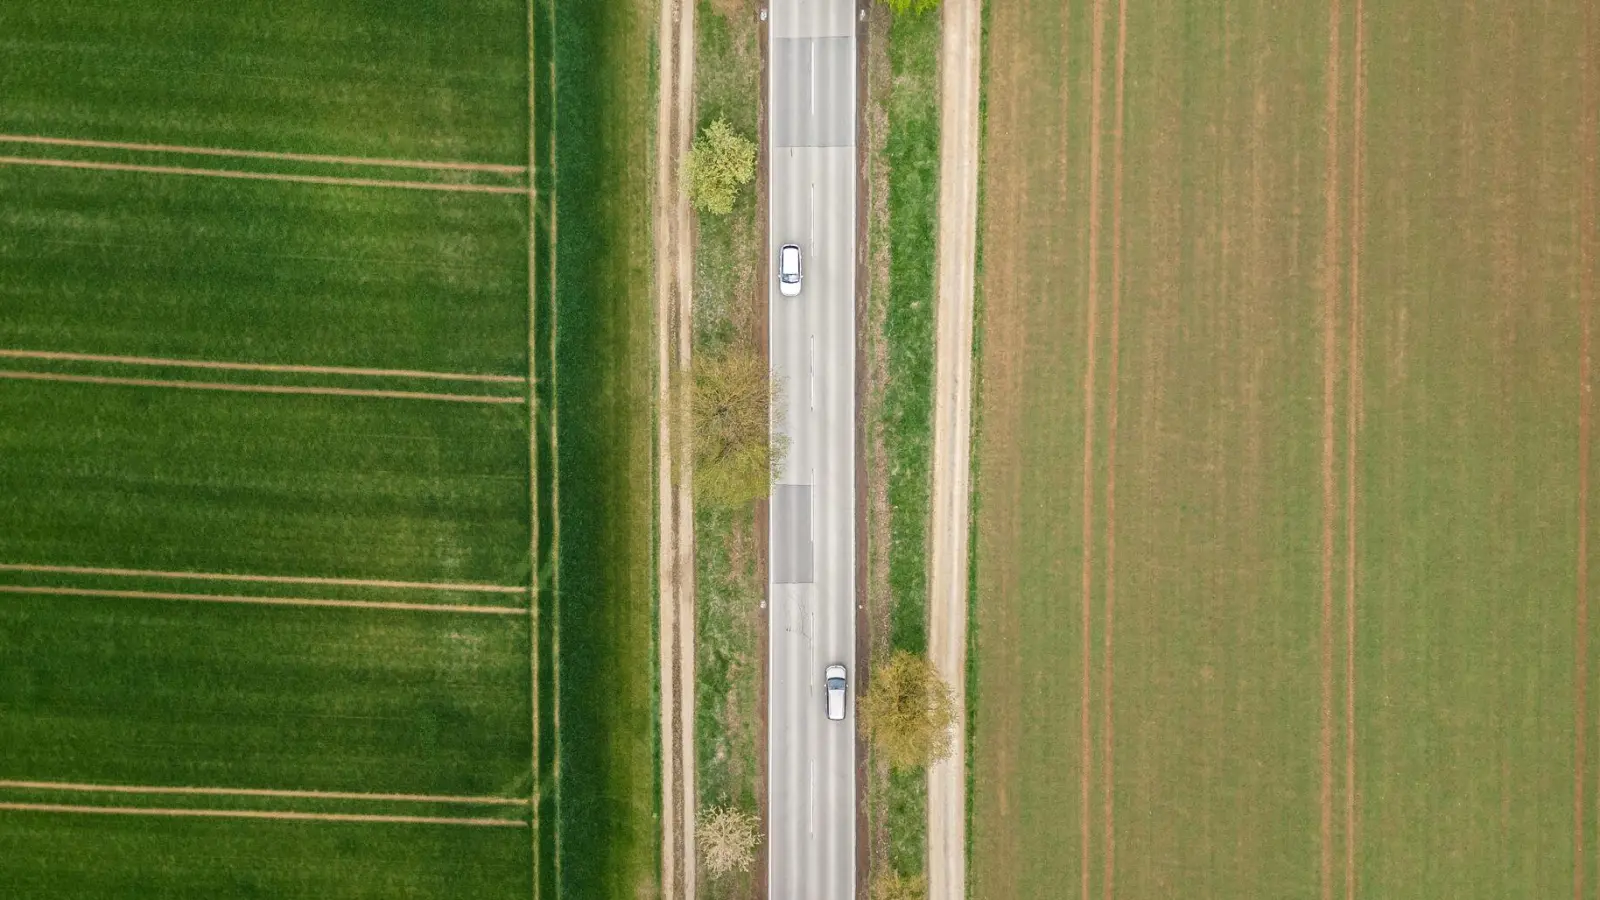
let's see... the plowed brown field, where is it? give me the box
[971,1,1600,898]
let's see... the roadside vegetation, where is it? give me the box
[692,349,787,509]
[690,2,765,899]
[862,650,956,770]
[689,118,758,216]
[552,0,658,898]
[872,2,943,888]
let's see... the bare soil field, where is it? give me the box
[971,1,1599,898]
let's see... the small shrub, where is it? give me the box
[859,650,955,770]
[687,118,757,215]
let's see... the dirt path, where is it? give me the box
[925,0,983,896]
[0,156,525,193]
[654,0,699,895]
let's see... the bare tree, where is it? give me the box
[691,349,788,508]
[859,650,955,770]
[698,805,761,877]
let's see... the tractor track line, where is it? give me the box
[1317,2,1343,899]
[0,562,527,594]
[0,369,523,403]
[0,801,526,827]
[0,133,526,172]
[0,584,526,615]
[0,780,529,806]
[1102,0,1127,896]
[1079,0,1107,896]
[0,349,525,383]
[0,155,529,193]
[1345,2,1365,898]
[1577,1,1598,896]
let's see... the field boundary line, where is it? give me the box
[0,133,526,173]
[1317,2,1343,899]
[1102,0,1127,896]
[0,801,526,828]
[0,156,529,194]
[0,780,529,806]
[0,585,526,615]
[0,349,526,384]
[1344,2,1365,899]
[0,562,527,594]
[0,369,524,404]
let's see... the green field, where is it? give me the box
[0,0,546,896]
[0,167,529,373]
[0,815,531,900]
[550,0,657,898]
[973,0,1598,898]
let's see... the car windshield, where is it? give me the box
[827,677,845,689]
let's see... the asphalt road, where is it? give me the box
[767,1,857,898]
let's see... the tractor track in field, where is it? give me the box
[0,349,526,383]
[0,562,527,594]
[0,155,526,193]
[0,133,526,172]
[0,801,526,828]
[1317,2,1343,899]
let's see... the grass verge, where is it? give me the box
[690,2,764,898]
[878,5,941,883]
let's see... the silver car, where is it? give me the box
[778,243,803,297]
[824,664,847,721]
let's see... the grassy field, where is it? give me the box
[0,815,532,899]
[972,1,1599,899]
[550,0,658,898]
[0,0,528,162]
[0,0,543,896]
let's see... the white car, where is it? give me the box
[778,243,803,297]
[824,664,847,721]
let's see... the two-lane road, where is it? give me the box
[767,1,857,897]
